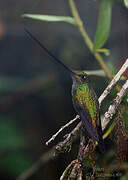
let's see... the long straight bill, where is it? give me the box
[25,28,75,76]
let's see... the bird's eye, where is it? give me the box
[81,75,86,80]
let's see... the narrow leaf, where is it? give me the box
[93,0,112,51]
[83,70,106,77]
[96,48,110,56]
[22,14,77,26]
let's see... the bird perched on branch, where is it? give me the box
[25,28,105,153]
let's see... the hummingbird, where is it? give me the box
[25,28,105,153]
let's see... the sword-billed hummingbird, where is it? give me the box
[25,28,105,153]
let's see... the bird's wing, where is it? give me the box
[73,100,99,142]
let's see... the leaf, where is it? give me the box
[124,0,128,8]
[93,0,112,51]
[83,70,106,77]
[95,48,110,56]
[22,14,77,26]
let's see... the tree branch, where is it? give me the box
[60,159,79,180]
[46,115,80,145]
[55,121,82,153]
[102,79,128,130]
[99,58,128,105]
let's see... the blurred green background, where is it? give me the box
[0,0,127,179]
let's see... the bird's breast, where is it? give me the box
[72,83,100,128]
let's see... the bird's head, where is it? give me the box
[72,71,89,84]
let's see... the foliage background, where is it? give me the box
[0,0,127,179]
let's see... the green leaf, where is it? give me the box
[83,70,106,77]
[22,14,77,26]
[124,0,128,8]
[95,48,110,56]
[93,0,112,51]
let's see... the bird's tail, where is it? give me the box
[98,136,105,153]
[97,126,105,153]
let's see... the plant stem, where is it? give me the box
[46,115,80,145]
[68,0,119,83]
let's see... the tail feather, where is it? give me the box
[98,136,105,153]
[97,125,105,153]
